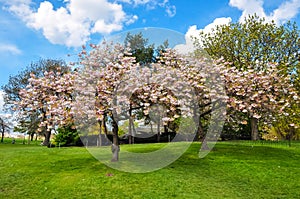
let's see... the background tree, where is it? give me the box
[2,59,69,105]
[124,32,156,65]
[223,62,299,140]
[2,59,70,140]
[17,67,75,146]
[13,112,40,143]
[0,116,11,143]
[54,123,81,147]
[124,32,169,65]
[197,14,300,73]
[196,14,300,140]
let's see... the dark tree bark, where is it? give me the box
[194,118,204,141]
[250,117,259,140]
[1,128,4,143]
[111,115,120,162]
[103,116,108,137]
[0,118,8,143]
[287,128,294,147]
[42,129,51,147]
[164,125,170,142]
[30,133,34,141]
[194,117,210,150]
[97,120,102,147]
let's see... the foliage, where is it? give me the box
[73,39,297,150]
[269,101,300,144]
[196,15,300,139]
[118,120,138,136]
[223,62,299,140]
[197,14,300,73]
[16,67,75,146]
[75,41,197,160]
[175,117,196,134]
[124,32,155,65]
[2,59,69,109]
[53,124,80,146]
[13,112,40,140]
[2,59,70,140]
[124,32,169,65]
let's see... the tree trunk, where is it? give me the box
[1,128,4,143]
[150,122,154,134]
[27,134,31,145]
[288,128,294,147]
[30,133,34,141]
[98,120,102,147]
[195,119,209,150]
[42,130,51,147]
[157,119,161,142]
[111,116,120,162]
[0,119,5,143]
[200,129,210,151]
[128,107,132,144]
[103,116,108,136]
[131,119,136,144]
[250,117,259,140]
[164,125,170,142]
[194,119,204,141]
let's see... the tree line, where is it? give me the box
[1,15,299,161]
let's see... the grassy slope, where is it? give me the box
[0,141,300,199]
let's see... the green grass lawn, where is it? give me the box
[0,140,300,199]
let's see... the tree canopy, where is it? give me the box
[7,20,300,160]
[195,14,300,140]
[2,59,71,144]
[197,15,300,73]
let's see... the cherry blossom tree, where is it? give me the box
[73,42,134,161]
[74,42,200,161]
[2,59,70,138]
[73,38,298,163]
[222,62,299,140]
[161,49,299,141]
[196,15,300,140]
[158,49,228,143]
[17,67,75,146]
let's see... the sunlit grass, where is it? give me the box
[0,141,300,198]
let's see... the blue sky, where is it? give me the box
[0,0,300,91]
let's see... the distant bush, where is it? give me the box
[53,124,82,147]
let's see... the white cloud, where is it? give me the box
[0,43,22,55]
[270,0,300,24]
[202,17,232,33]
[4,0,138,47]
[165,4,176,17]
[125,15,139,25]
[133,0,151,5]
[229,0,266,21]
[174,17,231,54]
[115,0,131,3]
[176,0,300,55]
[229,0,300,24]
